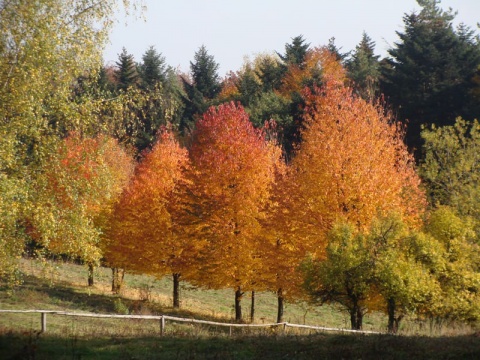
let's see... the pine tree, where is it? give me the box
[236,63,262,107]
[277,35,310,69]
[190,45,221,99]
[256,55,283,92]
[381,0,480,154]
[114,47,139,91]
[139,46,167,89]
[346,32,381,100]
[326,37,349,63]
[180,45,221,133]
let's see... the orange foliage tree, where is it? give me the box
[258,48,351,323]
[217,71,240,102]
[258,169,312,323]
[32,133,134,284]
[285,75,426,257]
[188,101,283,321]
[278,46,347,99]
[104,129,195,307]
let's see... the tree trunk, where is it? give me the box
[350,309,357,330]
[235,287,243,322]
[387,297,402,334]
[173,273,181,308]
[277,288,284,323]
[250,291,255,323]
[356,307,363,330]
[87,263,94,287]
[387,297,396,333]
[111,268,125,294]
[349,301,363,330]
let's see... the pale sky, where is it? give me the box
[103,0,480,76]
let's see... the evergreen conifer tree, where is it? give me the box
[139,46,167,89]
[381,0,480,153]
[180,45,221,133]
[278,35,310,69]
[190,45,221,99]
[346,32,381,100]
[114,47,139,91]
[326,37,349,63]
[256,56,283,92]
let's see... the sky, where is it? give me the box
[103,0,480,76]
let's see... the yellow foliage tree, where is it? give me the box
[31,133,134,284]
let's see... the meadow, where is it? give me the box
[0,258,479,359]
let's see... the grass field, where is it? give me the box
[1,258,479,359]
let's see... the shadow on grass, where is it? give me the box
[1,273,238,324]
[1,330,480,360]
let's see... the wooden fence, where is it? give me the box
[0,309,383,336]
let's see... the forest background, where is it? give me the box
[0,0,479,334]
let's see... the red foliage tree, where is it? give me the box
[188,101,283,321]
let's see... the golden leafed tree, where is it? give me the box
[285,69,426,258]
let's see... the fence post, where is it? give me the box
[41,312,47,333]
[160,315,165,336]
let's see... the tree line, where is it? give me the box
[0,0,479,333]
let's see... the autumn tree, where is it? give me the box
[423,206,480,323]
[287,74,425,247]
[258,160,327,324]
[303,214,441,332]
[420,118,480,235]
[0,0,137,280]
[258,47,394,321]
[31,133,134,285]
[105,129,196,307]
[302,221,374,330]
[188,102,282,322]
[285,63,425,325]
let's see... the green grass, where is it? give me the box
[7,258,359,327]
[1,258,479,359]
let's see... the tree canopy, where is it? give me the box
[381,0,480,153]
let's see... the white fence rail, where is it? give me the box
[0,309,383,336]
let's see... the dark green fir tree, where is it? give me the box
[346,32,381,100]
[381,0,480,155]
